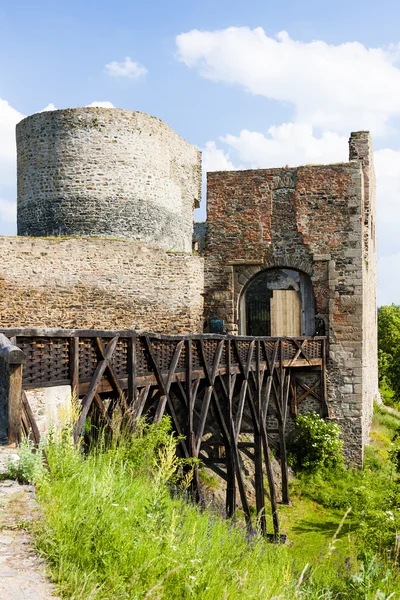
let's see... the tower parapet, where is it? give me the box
[16,108,201,252]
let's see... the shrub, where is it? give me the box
[288,412,344,473]
[6,435,47,484]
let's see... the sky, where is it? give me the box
[1,0,400,305]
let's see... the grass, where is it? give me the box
[12,407,400,599]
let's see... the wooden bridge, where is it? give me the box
[0,328,327,538]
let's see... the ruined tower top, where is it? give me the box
[16,107,202,252]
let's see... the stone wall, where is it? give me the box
[17,108,201,252]
[0,236,204,334]
[25,386,72,437]
[202,132,379,465]
[349,132,379,447]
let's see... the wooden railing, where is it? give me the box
[0,328,328,538]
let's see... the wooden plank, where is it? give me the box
[93,392,113,430]
[131,385,151,420]
[74,336,119,442]
[270,290,301,337]
[254,340,266,535]
[96,337,129,412]
[21,390,40,445]
[8,364,23,446]
[70,337,79,394]
[127,334,137,406]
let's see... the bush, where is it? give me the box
[288,412,344,473]
[6,436,47,484]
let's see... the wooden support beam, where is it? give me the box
[74,336,119,443]
[70,337,79,395]
[8,363,23,447]
[254,340,266,535]
[21,390,40,445]
[127,334,137,406]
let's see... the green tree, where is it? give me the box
[378,304,400,405]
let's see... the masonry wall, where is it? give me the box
[0,236,204,334]
[203,133,379,464]
[17,108,201,252]
[349,132,379,447]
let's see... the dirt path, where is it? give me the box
[0,479,59,600]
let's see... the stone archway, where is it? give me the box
[237,263,315,336]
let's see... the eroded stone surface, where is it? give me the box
[0,236,204,334]
[202,132,379,465]
[17,108,201,253]
[0,479,59,600]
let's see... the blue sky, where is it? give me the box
[1,0,400,303]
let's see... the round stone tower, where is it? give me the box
[16,108,201,251]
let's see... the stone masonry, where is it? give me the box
[201,132,379,464]
[0,105,379,466]
[0,236,204,333]
[17,108,201,252]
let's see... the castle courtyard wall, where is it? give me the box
[0,236,204,334]
[203,133,379,464]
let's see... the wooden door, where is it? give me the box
[270,290,301,336]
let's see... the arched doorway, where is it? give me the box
[239,268,315,336]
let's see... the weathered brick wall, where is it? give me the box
[17,108,201,252]
[349,132,379,447]
[203,133,379,464]
[0,236,204,334]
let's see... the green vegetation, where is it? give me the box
[378,304,400,406]
[287,412,344,472]
[5,405,398,599]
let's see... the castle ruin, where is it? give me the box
[0,107,379,464]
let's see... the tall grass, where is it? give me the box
[21,410,400,599]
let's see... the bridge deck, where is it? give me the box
[1,328,327,539]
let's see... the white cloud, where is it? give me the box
[85,101,115,108]
[176,27,400,135]
[378,253,400,305]
[104,57,147,80]
[40,103,57,112]
[0,99,24,201]
[0,198,16,224]
[221,123,348,168]
[202,141,235,172]
[374,148,400,259]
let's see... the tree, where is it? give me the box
[378,304,400,405]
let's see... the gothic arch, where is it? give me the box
[237,265,315,336]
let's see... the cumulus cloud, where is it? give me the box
[40,103,57,112]
[85,101,115,108]
[0,99,24,232]
[176,27,400,135]
[0,198,16,224]
[220,123,348,168]
[202,141,235,172]
[104,57,147,80]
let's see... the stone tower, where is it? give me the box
[16,108,201,252]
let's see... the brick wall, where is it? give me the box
[0,236,204,334]
[203,133,379,464]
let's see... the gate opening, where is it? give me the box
[239,268,315,337]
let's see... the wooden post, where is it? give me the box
[254,340,266,535]
[70,336,79,396]
[226,339,236,518]
[0,334,25,447]
[127,333,137,406]
[8,364,23,447]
